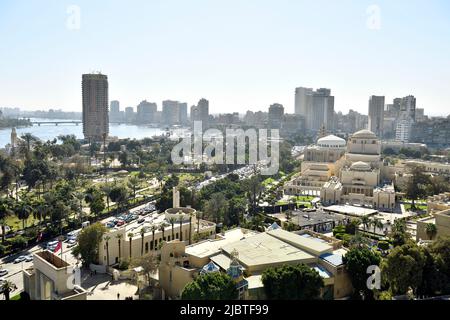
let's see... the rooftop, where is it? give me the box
[36,251,70,269]
[186,228,257,259]
[221,232,316,270]
[324,205,378,217]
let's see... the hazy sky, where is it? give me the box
[0,0,449,116]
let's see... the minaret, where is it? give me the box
[173,186,180,208]
[318,123,327,140]
[11,127,18,148]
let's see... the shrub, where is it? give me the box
[378,241,390,251]
[333,225,345,236]
[335,233,345,240]
[10,236,27,249]
[118,258,130,270]
[0,244,6,256]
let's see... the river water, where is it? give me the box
[0,118,171,147]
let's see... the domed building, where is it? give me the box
[320,129,396,210]
[285,134,347,196]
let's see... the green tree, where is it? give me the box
[0,280,17,300]
[72,223,108,266]
[181,272,238,300]
[116,234,123,260]
[128,232,134,259]
[425,223,437,240]
[109,185,129,214]
[0,198,13,243]
[127,176,140,202]
[104,235,111,266]
[403,164,430,210]
[381,242,426,295]
[343,246,381,299]
[261,264,324,300]
[14,200,32,229]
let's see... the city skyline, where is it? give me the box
[1,1,449,116]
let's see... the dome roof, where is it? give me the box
[352,129,377,139]
[350,161,371,171]
[317,134,346,147]
[201,262,220,274]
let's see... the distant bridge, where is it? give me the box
[31,120,82,126]
[30,121,125,126]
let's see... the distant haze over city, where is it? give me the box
[1,1,449,116]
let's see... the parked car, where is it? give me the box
[116,220,125,227]
[137,218,145,224]
[106,222,116,228]
[0,269,8,276]
[24,255,33,262]
[14,256,27,264]
[66,239,77,248]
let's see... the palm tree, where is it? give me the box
[371,218,383,235]
[425,223,437,240]
[150,225,157,251]
[127,176,140,203]
[128,232,134,259]
[196,211,201,236]
[116,234,123,260]
[178,214,184,242]
[361,216,370,233]
[188,212,194,245]
[101,184,112,212]
[169,217,176,240]
[159,224,165,242]
[19,133,38,159]
[15,200,31,229]
[1,280,17,300]
[104,235,111,266]
[0,199,12,243]
[140,228,146,255]
[73,192,85,223]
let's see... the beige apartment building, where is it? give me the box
[158,228,353,300]
[23,251,87,300]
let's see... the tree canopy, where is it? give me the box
[261,264,324,300]
[181,272,237,300]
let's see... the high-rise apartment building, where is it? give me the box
[368,95,385,137]
[82,73,109,141]
[191,98,210,129]
[162,100,188,126]
[268,103,284,129]
[295,87,334,132]
[137,100,157,124]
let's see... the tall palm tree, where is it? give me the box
[104,235,111,266]
[116,234,123,260]
[101,184,112,212]
[371,218,383,235]
[361,216,370,233]
[169,217,176,240]
[425,223,437,240]
[127,176,140,203]
[189,212,194,245]
[159,225,165,242]
[196,211,201,236]
[128,232,134,259]
[14,200,32,229]
[140,228,146,256]
[19,133,38,159]
[73,192,85,224]
[150,225,157,251]
[0,199,12,243]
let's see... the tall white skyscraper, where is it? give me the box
[368,95,385,138]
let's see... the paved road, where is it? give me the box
[0,239,78,300]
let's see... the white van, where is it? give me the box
[81,221,90,229]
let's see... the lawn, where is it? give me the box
[5,214,39,231]
[404,204,427,212]
[296,196,315,202]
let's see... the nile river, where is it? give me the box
[0,118,169,147]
